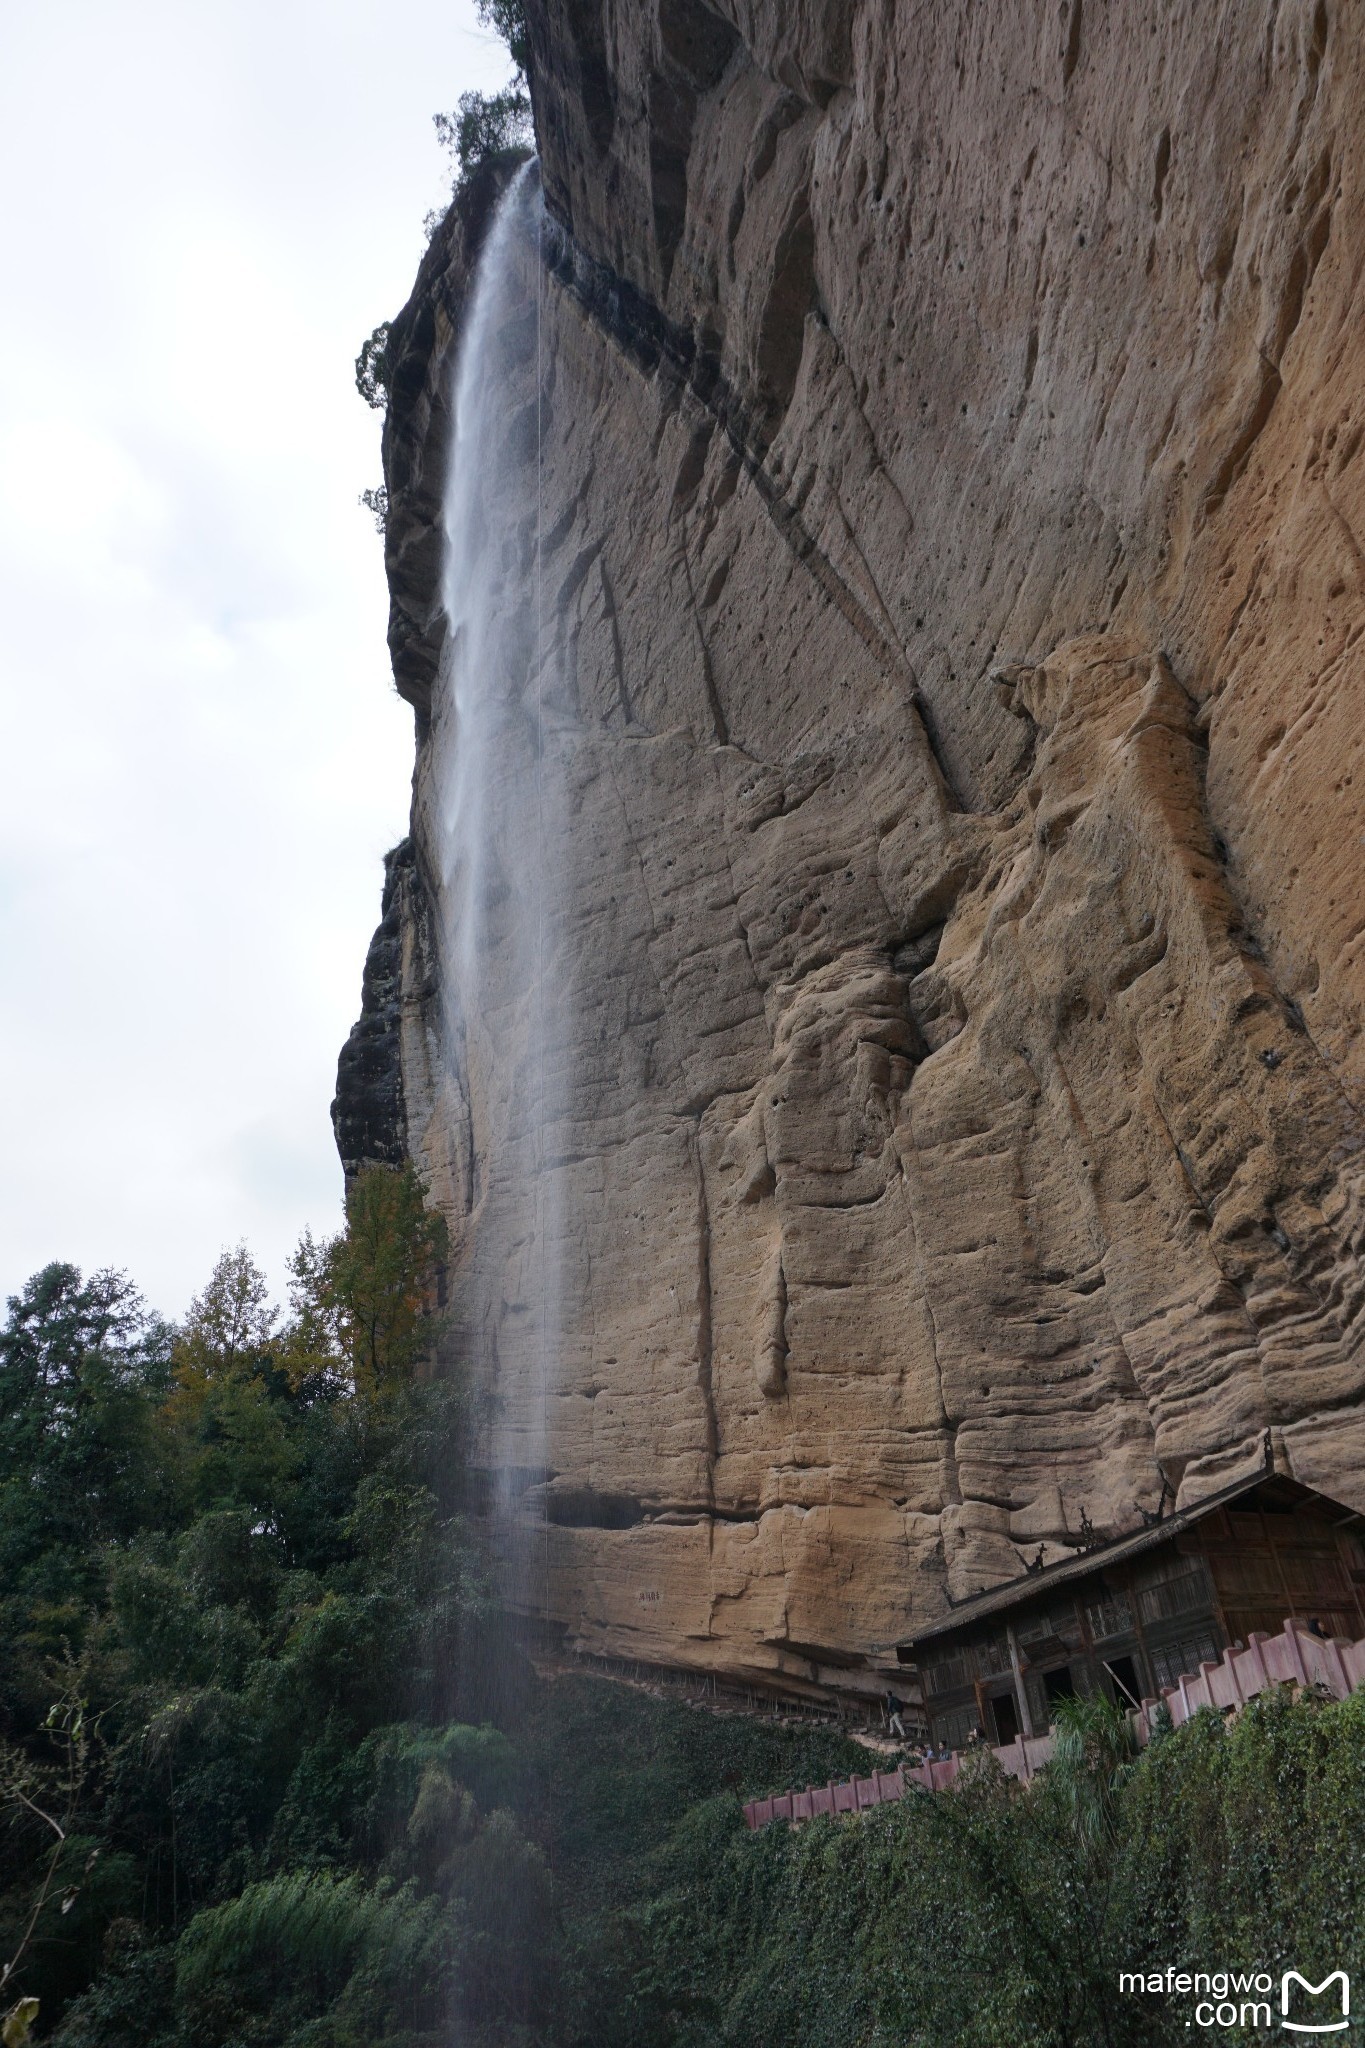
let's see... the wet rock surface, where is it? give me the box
[336,0,1365,1693]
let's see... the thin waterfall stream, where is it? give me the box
[434,160,557,1624]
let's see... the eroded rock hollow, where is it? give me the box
[336,0,1365,1700]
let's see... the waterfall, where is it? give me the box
[439,159,540,984]
[432,160,559,1613]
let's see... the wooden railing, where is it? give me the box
[743,1621,1365,1828]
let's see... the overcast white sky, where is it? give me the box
[0,1,513,1318]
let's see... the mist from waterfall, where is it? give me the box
[433,160,559,1615]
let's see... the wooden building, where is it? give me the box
[899,1470,1365,1751]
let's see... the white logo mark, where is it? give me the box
[1282,1970,1350,2034]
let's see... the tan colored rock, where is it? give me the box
[337,0,1365,1695]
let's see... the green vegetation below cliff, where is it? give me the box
[3,1195,1364,2047]
[0,1191,868,2048]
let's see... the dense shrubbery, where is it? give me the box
[0,1175,871,2048]
[4,1167,1362,2045]
[573,1689,1365,2048]
[0,1166,513,2046]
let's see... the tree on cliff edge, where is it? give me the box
[354,0,531,418]
[287,1162,449,1400]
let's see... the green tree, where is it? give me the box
[359,483,388,532]
[175,1245,275,1382]
[439,3,532,188]
[163,1245,295,1520]
[475,0,529,75]
[0,1267,172,1667]
[287,1164,449,1400]
[354,322,390,411]
[434,88,533,184]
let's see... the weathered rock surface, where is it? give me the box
[339,0,1365,1697]
[332,839,418,1179]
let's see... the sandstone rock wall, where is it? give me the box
[338,0,1365,1697]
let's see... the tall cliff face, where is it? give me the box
[338,0,1365,1698]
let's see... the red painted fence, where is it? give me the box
[743,1621,1365,1829]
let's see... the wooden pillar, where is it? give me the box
[1074,1595,1098,1694]
[1125,1564,1158,1701]
[1261,1501,1299,1629]
[1007,1622,1035,1738]
[1193,1540,1233,1653]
